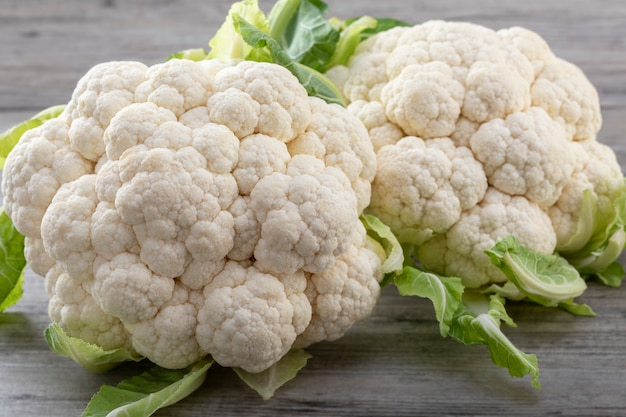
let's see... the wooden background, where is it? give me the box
[1,0,625,416]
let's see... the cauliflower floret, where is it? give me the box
[550,140,625,250]
[531,58,602,141]
[250,155,358,275]
[346,100,404,152]
[2,59,382,373]
[338,26,409,102]
[233,134,291,195]
[288,97,376,212]
[134,58,214,118]
[418,188,557,287]
[211,60,312,142]
[469,107,577,207]
[125,282,207,369]
[1,117,93,241]
[381,62,465,139]
[496,26,555,76]
[196,261,310,373]
[92,253,175,323]
[368,136,487,239]
[24,237,55,276]
[65,61,149,161]
[294,222,382,348]
[462,61,530,123]
[41,175,99,281]
[385,20,506,82]
[45,264,132,351]
[104,102,178,160]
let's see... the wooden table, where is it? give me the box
[1,0,625,415]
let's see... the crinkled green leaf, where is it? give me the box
[360,214,404,283]
[44,322,144,373]
[233,349,311,400]
[234,14,345,105]
[486,235,590,313]
[207,0,270,60]
[449,292,541,388]
[82,359,213,417]
[267,0,339,71]
[393,266,540,387]
[394,266,464,337]
[0,208,27,313]
[0,105,65,168]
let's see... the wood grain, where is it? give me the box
[1,0,626,416]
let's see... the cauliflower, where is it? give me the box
[1,58,383,373]
[329,20,626,288]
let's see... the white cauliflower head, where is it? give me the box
[1,59,382,372]
[330,20,624,287]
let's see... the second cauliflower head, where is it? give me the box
[1,58,382,372]
[328,20,625,288]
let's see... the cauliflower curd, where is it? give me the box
[2,59,382,372]
[329,20,625,288]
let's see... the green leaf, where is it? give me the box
[594,260,625,287]
[393,265,541,387]
[340,16,412,41]
[557,299,596,316]
[325,16,410,71]
[267,0,339,71]
[207,0,270,61]
[564,185,626,284]
[486,235,590,312]
[482,281,526,301]
[234,14,345,105]
[0,208,27,313]
[233,349,311,400]
[82,359,213,417]
[449,292,541,388]
[167,48,208,61]
[44,322,144,373]
[394,266,464,337]
[291,62,346,105]
[360,214,404,282]
[267,0,302,41]
[556,189,597,253]
[0,105,65,168]
[323,16,377,71]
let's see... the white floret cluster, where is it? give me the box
[2,59,382,372]
[329,20,625,287]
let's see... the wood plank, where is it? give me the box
[1,0,626,416]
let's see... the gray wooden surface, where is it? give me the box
[1,0,626,416]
